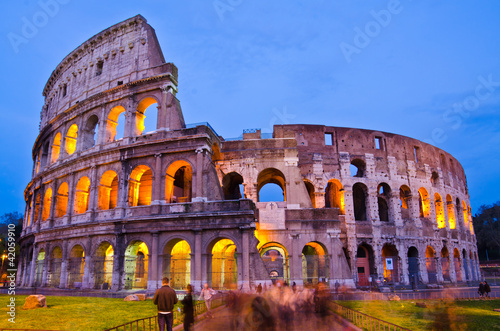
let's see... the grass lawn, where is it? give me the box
[337,299,500,331]
[0,295,186,330]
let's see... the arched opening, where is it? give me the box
[353,183,368,221]
[257,168,286,202]
[55,182,68,218]
[41,188,52,222]
[165,161,192,203]
[425,246,437,284]
[40,141,50,169]
[399,185,411,220]
[418,188,430,218]
[136,97,158,136]
[304,180,316,208]
[407,247,419,287]
[33,191,41,224]
[50,132,61,163]
[65,124,78,155]
[259,242,289,283]
[209,238,237,290]
[446,195,456,229]
[356,244,374,287]
[455,198,462,228]
[381,244,399,284]
[441,247,450,281]
[222,172,244,200]
[431,171,439,187]
[98,171,118,210]
[94,242,113,289]
[350,159,365,177]
[462,249,469,281]
[162,240,191,290]
[74,176,90,214]
[129,165,153,206]
[461,201,469,229]
[377,183,391,222]
[470,251,476,281]
[68,245,85,288]
[106,106,126,142]
[212,143,221,162]
[48,247,62,287]
[325,179,345,214]
[302,242,329,285]
[124,241,149,289]
[453,248,462,282]
[435,193,446,228]
[82,115,99,149]
[34,249,45,287]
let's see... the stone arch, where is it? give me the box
[68,244,85,288]
[257,168,286,202]
[123,240,149,289]
[74,176,90,214]
[446,194,456,229]
[302,241,329,285]
[399,185,411,220]
[303,180,316,208]
[325,179,345,214]
[207,237,237,290]
[50,132,62,163]
[431,171,439,187]
[162,239,192,290]
[55,182,68,218]
[462,200,469,229]
[356,243,375,287]
[352,182,368,221]
[350,159,366,177]
[40,140,50,169]
[453,248,462,282]
[34,248,46,287]
[136,96,159,136]
[129,165,153,206]
[48,246,62,287]
[165,160,193,203]
[222,172,244,200]
[259,242,290,282]
[377,183,391,222]
[425,246,437,284]
[441,246,450,281]
[82,114,99,149]
[381,243,399,284]
[94,241,114,289]
[105,105,126,142]
[418,187,430,218]
[98,170,119,210]
[41,187,52,222]
[434,193,446,228]
[65,123,78,155]
[407,246,419,286]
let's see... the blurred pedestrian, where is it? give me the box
[201,283,216,318]
[181,284,194,331]
[478,281,485,298]
[153,277,178,331]
[257,283,263,294]
[484,281,491,298]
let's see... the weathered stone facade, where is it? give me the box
[18,15,479,292]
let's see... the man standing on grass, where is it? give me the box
[153,277,178,331]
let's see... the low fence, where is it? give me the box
[331,288,499,301]
[103,294,226,331]
[330,302,412,331]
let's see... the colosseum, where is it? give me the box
[17,15,480,293]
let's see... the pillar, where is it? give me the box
[241,230,250,291]
[114,161,129,219]
[193,230,202,290]
[151,154,163,205]
[28,245,37,287]
[59,240,69,288]
[41,243,50,287]
[87,166,98,217]
[111,234,124,291]
[289,234,303,287]
[82,237,92,289]
[64,172,76,225]
[148,232,159,290]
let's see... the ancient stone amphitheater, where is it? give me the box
[18,15,479,292]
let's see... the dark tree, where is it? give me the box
[0,212,23,274]
[473,202,500,261]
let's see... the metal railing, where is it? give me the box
[331,302,412,331]
[331,288,499,301]
[104,294,227,331]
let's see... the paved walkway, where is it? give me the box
[191,306,356,331]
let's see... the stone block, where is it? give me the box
[124,295,139,301]
[23,295,47,309]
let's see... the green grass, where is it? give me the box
[336,299,500,331]
[0,295,185,330]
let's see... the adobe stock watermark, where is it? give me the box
[213,0,244,22]
[7,0,71,54]
[262,106,296,133]
[339,0,409,63]
[428,74,500,145]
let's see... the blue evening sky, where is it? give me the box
[1,0,499,216]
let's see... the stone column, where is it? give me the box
[436,255,444,283]
[397,244,409,285]
[201,252,210,290]
[390,192,403,226]
[82,236,93,289]
[289,234,303,287]
[114,161,129,219]
[28,245,38,287]
[123,98,136,140]
[29,190,37,229]
[193,148,205,201]
[409,195,422,227]
[449,251,457,283]
[367,189,379,223]
[151,154,163,206]
[87,165,98,216]
[48,180,57,228]
[241,230,250,291]
[111,234,124,291]
[64,172,76,225]
[59,241,69,288]
[148,232,159,290]
[236,251,243,290]
[41,243,50,287]
[193,231,202,290]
